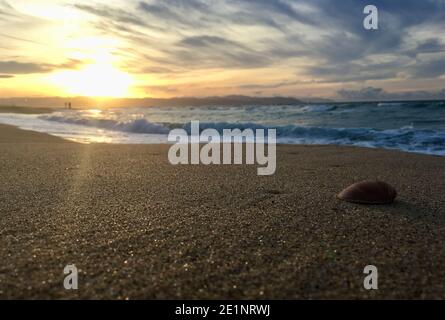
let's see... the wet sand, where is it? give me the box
[0,124,444,299]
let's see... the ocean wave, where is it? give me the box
[39,113,445,155]
[40,114,170,134]
[299,104,338,112]
[377,102,405,107]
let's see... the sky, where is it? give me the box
[0,0,445,100]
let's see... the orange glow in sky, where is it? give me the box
[1,1,444,99]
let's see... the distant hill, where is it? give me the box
[302,97,335,103]
[0,95,316,108]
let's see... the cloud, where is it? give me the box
[0,59,83,75]
[139,66,177,74]
[409,58,445,79]
[125,1,445,81]
[74,4,148,28]
[293,0,445,81]
[140,85,180,94]
[308,60,404,83]
[172,35,271,69]
[0,61,52,74]
[180,35,240,48]
[3,0,445,97]
[337,86,445,101]
[0,0,14,16]
[411,38,445,56]
[138,1,219,29]
[0,74,14,78]
[337,87,386,100]
[66,1,445,84]
[233,0,317,26]
[0,33,45,45]
[238,79,321,90]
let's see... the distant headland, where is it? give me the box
[0,95,333,109]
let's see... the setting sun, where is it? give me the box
[50,61,134,97]
[1,0,445,303]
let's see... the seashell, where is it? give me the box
[337,180,397,204]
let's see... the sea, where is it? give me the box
[0,100,444,156]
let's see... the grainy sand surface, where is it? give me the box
[0,124,444,299]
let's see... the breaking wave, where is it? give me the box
[39,113,445,156]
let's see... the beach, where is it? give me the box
[0,123,444,299]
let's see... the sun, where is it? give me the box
[50,54,134,98]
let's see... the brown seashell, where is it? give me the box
[337,180,397,204]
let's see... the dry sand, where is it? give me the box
[0,124,444,299]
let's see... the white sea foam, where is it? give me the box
[0,101,443,155]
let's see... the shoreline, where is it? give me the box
[1,124,444,299]
[0,106,55,114]
[0,124,73,144]
[1,123,443,158]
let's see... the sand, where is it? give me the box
[0,124,444,299]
